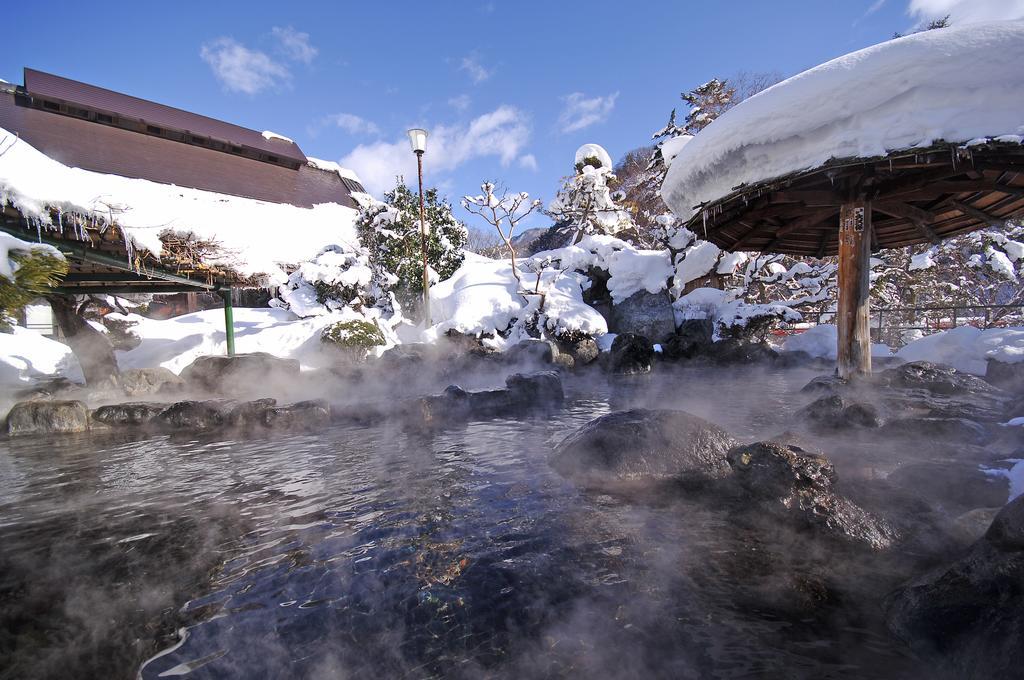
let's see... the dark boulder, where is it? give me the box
[224,398,278,427]
[550,408,735,486]
[660,319,714,361]
[415,372,565,425]
[179,353,300,394]
[796,394,880,430]
[262,400,330,429]
[886,462,1010,513]
[885,495,1024,680]
[505,338,558,365]
[985,358,1024,393]
[878,416,992,445]
[6,400,90,436]
[609,290,676,343]
[726,441,899,551]
[505,371,564,405]
[155,400,229,431]
[558,336,599,366]
[877,361,1001,397]
[705,339,778,365]
[606,333,654,375]
[91,402,168,427]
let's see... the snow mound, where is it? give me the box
[0,128,360,283]
[663,21,1024,218]
[574,143,613,170]
[897,325,1024,375]
[0,326,82,387]
[261,130,295,144]
[673,287,801,338]
[781,324,892,360]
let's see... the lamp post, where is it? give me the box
[407,128,430,326]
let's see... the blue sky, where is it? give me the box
[4,0,1022,231]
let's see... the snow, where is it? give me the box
[897,325,1024,374]
[113,307,388,375]
[261,130,295,144]
[0,128,360,284]
[574,143,613,170]
[909,250,936,271]
[0,326,82,387]
[1,231,63,281]
[306,156,364,183]
[673,241,722,289]
[673,287,802,338]
[663,21,1024,219]
[660,135,693,167]
[274,246,374,317]
[981,459,1024,503]
[781,324,892,359]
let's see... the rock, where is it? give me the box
[6,400,90,436]
[878,361,1001,397]
[726,441,898,550]
[224,398,278,427]
[91,402,168,427]
[705,339,778,365]
[609,290,676,343]
[951,507,1002,546]
[550,408,735,486]
[985,358,1024,393]
[179,353,300,394]
[885,495,1024,680]
[118,367,185,397]
[801,375,848,394]
[878,416,992,445]
[262,400,330,429]
[985,494,1024,550]
[505,371,564,405]
[378,343,434,370]
[559,336,599,366]
[155,400,229,431]
[505,339,558,365]
[886,462,1010,513]
[606,333,654,375]
[660,319,715,361]
[796,394,880,430]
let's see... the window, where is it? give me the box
[97,113,113,123]
[146,125,162,134]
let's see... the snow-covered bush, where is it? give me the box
[320,318,387,359]
[674,287,799,342]
[274,245,376,318]
[356,182,467,317]
[0,233,66,330]
[547,144,634,244]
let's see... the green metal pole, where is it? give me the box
[222,287,235,356]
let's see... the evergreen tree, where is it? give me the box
[681,79,736,135]
[546,147,634,245]
[1,238,67,331]
[356,181,468,317]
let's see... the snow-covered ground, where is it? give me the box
[0,128,361,283]
[896,326,1024,375]
[781,324,892,360]
[0,326,82,386]
[663,20,1024,218]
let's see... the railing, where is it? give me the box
[779,303,1024,348]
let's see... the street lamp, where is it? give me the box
[407,127,430,326]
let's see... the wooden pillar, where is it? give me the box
[837,199,872,379]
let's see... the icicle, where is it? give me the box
[36,218,42,243]
[702,209,708,239]
[889,158,893,173]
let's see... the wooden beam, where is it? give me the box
[775,209,840,238]
[949,199,1008,226]
[837,200,872,379]
[873,201,940,243]
[729,221,763,251]
[926,181,1024,198]
[771,190,844,206]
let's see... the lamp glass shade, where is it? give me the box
[407,128,428,153]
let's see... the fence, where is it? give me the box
[780,303,1024,348]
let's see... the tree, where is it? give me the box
[1,236,67,330]
[462,182,543,286]
[681,79,735,135]
[547,147,634,245]
[356,181,468,318]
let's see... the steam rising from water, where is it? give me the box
[0,360,977,679]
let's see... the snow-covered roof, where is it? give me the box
[663,21,1024,219]
[306,157,364,184]
[0,128,359,284]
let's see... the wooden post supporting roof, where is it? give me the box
[836,200,872,378]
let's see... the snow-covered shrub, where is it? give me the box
[356,182,467,317]
[547,144,634,244]
[0,233,67,330]
[320,318,386,359]
[674,287,799,342]
[274,245,376,318]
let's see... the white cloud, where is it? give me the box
[557,91,619,134]
[200,38,290,94]
[340,105,531,196]
[459,54,493,84]
[519,154,538,171]
[324,113,381,137]
[907,0,1024,24]
[448,94,471,111]
[272,26,318,64]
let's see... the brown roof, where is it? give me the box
[685,142,1024,257]
[24,68,307,163]
[0,90,357,209]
